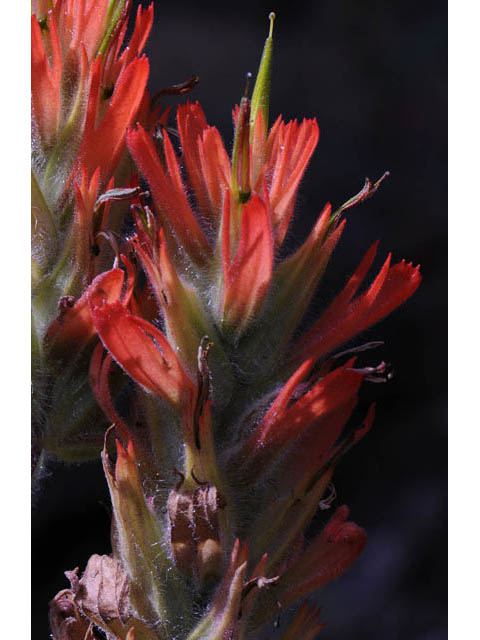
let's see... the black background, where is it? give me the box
[32,1,447,638]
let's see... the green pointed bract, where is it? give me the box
[103,437,193,638]
[97,0,128,57]
[250,12,275,137]
[41,354,110,461]
[31,168,58,282]
[184,565,247,640]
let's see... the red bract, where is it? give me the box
[126,125,212,266]
[89,300,196,409]
[220,188,274,328]
[265,115,320,245]
[292,242,422,366]
[278,506,367,606]
[76,54,149,183]
[46,266,127,359]
[229,361,376,523]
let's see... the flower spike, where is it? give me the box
[40,10,422,639]
[32,2,156,466]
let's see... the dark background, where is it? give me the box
[32,1,447,638]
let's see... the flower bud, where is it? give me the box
[231,75,252,204]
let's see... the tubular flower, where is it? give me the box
[46,13,422,640]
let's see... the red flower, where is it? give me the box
[126,100,320,332]
[277,505,367,607]
[46,263,130,359]
[237,358,370,476]
[33,1,157,398]
[126,124,212,266]
[220,187,274,329]
[31,0,152,196]
[89,299,196,409]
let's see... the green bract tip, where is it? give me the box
[97,0,128,57]
[250,12,276,137]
